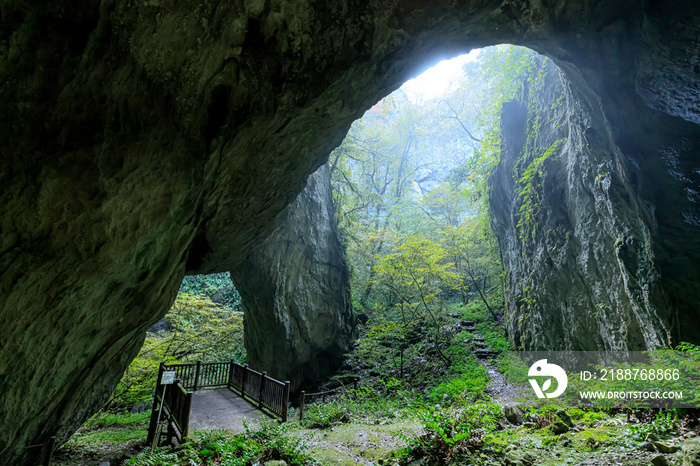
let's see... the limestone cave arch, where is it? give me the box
[2,1,700,464]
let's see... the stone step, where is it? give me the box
[475,349,500,359]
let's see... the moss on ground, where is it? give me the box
[293,420,423,465]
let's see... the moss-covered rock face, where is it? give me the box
[490,61,674,351]
[1,1,700,464]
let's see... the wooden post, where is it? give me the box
[182,391,193,439]
[299,391,305,421]
[166,419,174,446]
[228,359,235,389]
[146,363,165,445]
[259,372,267,409]
[193,361,201,391]
[242,364,248,397]
[282,381,291,422]
[43,436,56,466]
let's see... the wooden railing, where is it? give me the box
[147,361,290,447]
[146,364,193,447]
[163,360,291,421]
[299,376,359,421]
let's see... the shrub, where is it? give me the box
[395,403,501,463]
[125,422,310,466]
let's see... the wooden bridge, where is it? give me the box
[146,361,291,446]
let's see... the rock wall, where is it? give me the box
[490,60,670,351]
[230,164,353,392]
[2,1,700,464]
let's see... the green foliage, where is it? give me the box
[61,411,150,458]
[396,403,501,463]
[107,337,179,412]
[349,316,410,378]
[166,293,245,362]
[84,411,151,430]
[301,401,350,428]
[123,449,185,466]
[628,411,678,440]
[125,423,311,466]
[426,363,488,404]
[106,290,245,412]
[301,378,431,427]
[567,407,609,426]
[180,272,242,311]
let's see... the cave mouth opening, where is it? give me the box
[329,44,556,343]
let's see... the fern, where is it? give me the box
[124,449,180,466]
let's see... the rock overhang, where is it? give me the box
[2,1,700,464]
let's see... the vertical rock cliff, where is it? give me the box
[489,58,694,351]
[230,164,354,391]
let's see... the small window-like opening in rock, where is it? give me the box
[109,273,246,413]
[161,272,245,362]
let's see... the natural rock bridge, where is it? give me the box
[3,1,700,464]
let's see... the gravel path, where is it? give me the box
[187,388,269,435]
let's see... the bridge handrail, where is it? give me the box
[147,361,290,447]
[146,368,193,447]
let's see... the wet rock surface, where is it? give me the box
[2,1,700,464]
[490,58,700,351]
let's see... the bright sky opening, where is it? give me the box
[401,49,481,103]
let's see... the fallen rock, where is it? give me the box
[651,454,671,466]
[654,441,680,454]
[556,410,574,428]
[504,445,535,466]
[640,441,657,452]
[504,402,526,425]
[551,420,570,435]
[558,433,573,447]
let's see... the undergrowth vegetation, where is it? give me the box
[125,424,310,466]
[104,274,246,413]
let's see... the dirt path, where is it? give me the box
[188,388,268,435]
